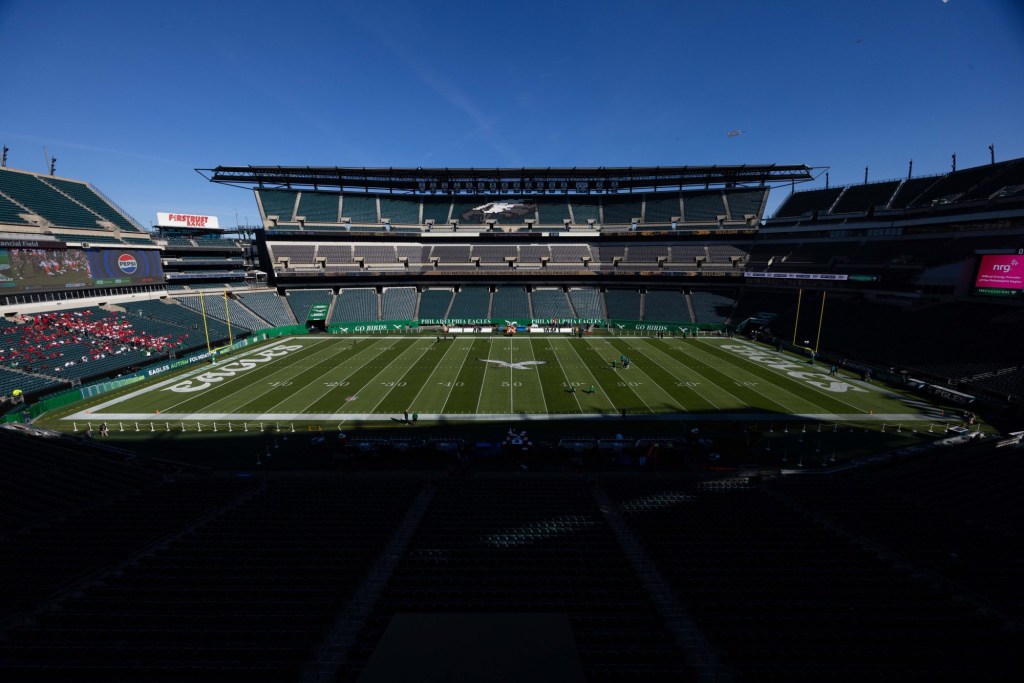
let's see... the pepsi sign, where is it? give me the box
[117,253,139,274]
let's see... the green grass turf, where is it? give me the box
[47,334,951,430]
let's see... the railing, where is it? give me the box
[87,182,150,233]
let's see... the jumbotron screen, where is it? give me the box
[974,253,1024,297]
[0,247,163,293]
[85,248,163,286]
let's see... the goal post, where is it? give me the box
[199,291,235,356]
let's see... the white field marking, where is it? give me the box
[63,338,326,419]
[620,339,729,411]
[523,336,549,415]
[558,337,642,413]
[537,337,582,414]
[440,338,479,414]
[645,338,802,414]
[145,338,333,414]
[677,339,841,414]
[177,337,371,415]
[475,337,504,415]
[556,337,628,412]
[586,337,677,414]
[76,411,938,423]
[282,337,409,415]
[325,339,409,413]
[508,337,515,410]
[188,338,391,418]
[548,337,617,412]
[406,336,473,413]
[158,338,390,420]
[708,339,873,413]
[356,338,438,415]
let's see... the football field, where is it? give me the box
[61,335,946,426]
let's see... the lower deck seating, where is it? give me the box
[604,289,641,320]
[417,289,453,320]
[381,287,417,321]
[530,289,574,320]
[644,290,690,323]
[490,287,529,319]
[690,291,735,324]
[568,288,603,318]
[236,291,294,326]
[285,289,333,323]
[177,296,269,332]
[447,287,490,319]
[1,308,190,382]
[330,288,378,322]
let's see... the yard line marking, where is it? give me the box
[509,336,514,409]
[548,337,616,413]
[565,339,651,413]
[524,336,550,415]
[441,338,478,414]
[634,338,793,413]
[216,337,395,417]
[586,337,676,414]
[407,337,473,412]
[285,337,412,415]
[475,337,503,415]
[184,337,368,414]
[670,338,832,414]
[705,339,869,414]
[332,340,419,414]
[620,339,726,411]
[360,339,438,415]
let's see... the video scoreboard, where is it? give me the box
[0,240,163,294]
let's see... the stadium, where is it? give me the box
[3,1,1024,678]
[1,150,1022,679]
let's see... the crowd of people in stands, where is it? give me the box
[0,310,187,374]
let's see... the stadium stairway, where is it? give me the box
[685,292,697,323]
[303,481,435,682]
[326,293,338,323]
[591,482,728,680]
[443,292,455,320]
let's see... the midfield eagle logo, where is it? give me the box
[478,359,548,370]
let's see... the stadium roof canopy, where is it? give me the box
[197,164,814,195]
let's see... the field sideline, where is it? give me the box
[61,335,946,425]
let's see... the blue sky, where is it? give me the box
[2,0,1022,227]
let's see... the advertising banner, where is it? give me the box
[974,254,1023,291]
[157,212,220,229]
